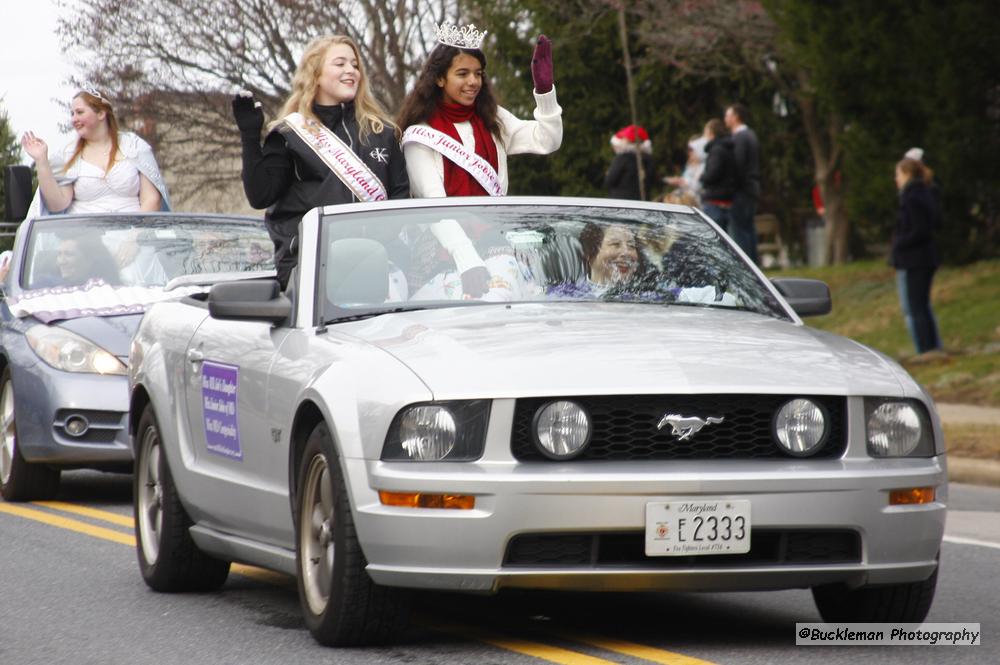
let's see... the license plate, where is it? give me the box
[645,500,751,556]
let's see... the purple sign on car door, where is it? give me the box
[201,360,242,460]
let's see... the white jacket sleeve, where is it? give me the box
[499,87,563,156]
[402,140,447,199]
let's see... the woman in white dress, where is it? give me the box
[20,87,170,217]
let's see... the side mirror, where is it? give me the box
[208,279,291,323]
[4,165,33,223]
[770,277,832,317]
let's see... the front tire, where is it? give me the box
[295,422,408,646]
[0,367,59,501]
[812,565,938,623]
[134,404,230,591]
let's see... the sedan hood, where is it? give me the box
[55,314,144,359]
[336,303,904,398]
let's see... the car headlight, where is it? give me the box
[865,398,935,457]
[773,398,828,456]
[382,400,491,461]
[533,400,591,460]
[25,325,127,376]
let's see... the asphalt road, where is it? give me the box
[0,471,995,665]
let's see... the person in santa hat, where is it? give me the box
[604,125,656,200]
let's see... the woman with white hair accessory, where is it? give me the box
[664,134,707,206]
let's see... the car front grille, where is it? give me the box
[53,409,126,444]
[511,394,847,461]
[504,529,861,568]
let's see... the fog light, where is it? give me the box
[64,415,89,437]
[378,491,475,510]
[889,487,936,505]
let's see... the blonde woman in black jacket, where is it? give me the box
[233,35,409,287]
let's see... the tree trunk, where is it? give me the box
[795,74,846,264]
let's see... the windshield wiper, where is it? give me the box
[323,306,428,325]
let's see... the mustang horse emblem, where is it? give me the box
[657,413,725,441]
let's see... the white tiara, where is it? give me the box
[435,22,487,50]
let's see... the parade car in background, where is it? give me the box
[0,213,273,500]
[128,197,946,647]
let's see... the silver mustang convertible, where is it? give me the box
[128,198,946,646]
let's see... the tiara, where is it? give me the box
[80,85,110,104]
[435,22,487,50]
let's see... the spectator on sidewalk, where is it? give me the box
[605,125,656,201]
[664,134,707,206]
[892,157,943,356]
[698,118,736,235]
[724,103,760,263]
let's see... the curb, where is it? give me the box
[948,456,1000,488]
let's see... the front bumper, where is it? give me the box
[348,456,946,593]
[10,360,132,467]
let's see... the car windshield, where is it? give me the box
[319,204,788,322]
[21,215,274,291]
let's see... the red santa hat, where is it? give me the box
[610,124,652,154]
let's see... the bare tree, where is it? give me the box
[58,0,463,209]
[622,0,850,263]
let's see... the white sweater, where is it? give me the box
[403,87,563,198]
[403,88,563,273]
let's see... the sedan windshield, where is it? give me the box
[21,215,274,291]
[320,204,788,321]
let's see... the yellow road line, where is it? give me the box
[425,623,622,665]
[0,502,135,546]
[4,502,291,585]
[33,501,135,527]
[563,633,718,665]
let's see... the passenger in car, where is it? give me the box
[32,233,122,289]
[546,223,645,298]
[234,35,409,288]
[397,23,562,297]
[20,87,170,218]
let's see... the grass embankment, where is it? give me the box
[772,259,1000,459]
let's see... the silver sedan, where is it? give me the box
[128,197,946,647]
[0,213,272,500]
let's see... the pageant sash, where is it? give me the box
[282,112,387,202]
[401,125,503,197]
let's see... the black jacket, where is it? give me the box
[699,136,737,202]
[239,102,409,283]
[891,180,941,269]
[731,127,760,199]
[604,152,656,200]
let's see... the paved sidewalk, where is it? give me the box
[936,403,1000,488]
[936,402,1000,427]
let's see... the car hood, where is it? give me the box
[334,303,904,399]
[54,314,144,359]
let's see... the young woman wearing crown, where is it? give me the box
[232,34,409,288]
[396,22,563,295]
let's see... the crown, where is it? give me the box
[435,22,487,50]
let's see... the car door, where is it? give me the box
[182,316,292,546]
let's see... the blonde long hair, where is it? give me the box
[64,90,121,173]
[271,35,394,142]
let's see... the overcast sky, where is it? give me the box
[1,0,78,163]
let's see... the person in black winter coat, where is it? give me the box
[604,125,656,200]
[698,118,737,235]
[892,157,943,354]
[233,35,409,287]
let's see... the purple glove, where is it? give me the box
[531,35,553,94]
[460,266,491,298]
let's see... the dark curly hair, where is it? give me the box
[396,44,501,140]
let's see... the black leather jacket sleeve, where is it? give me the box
[240,129,294,209]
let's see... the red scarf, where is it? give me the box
[428,102,499,197]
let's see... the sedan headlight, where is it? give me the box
[773,398,828,456]
[865,398,935,457]
[382,400,491,461]
[533,400,591,460]
[25,325,127,376]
